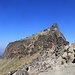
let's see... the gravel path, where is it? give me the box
[36,63,75,75]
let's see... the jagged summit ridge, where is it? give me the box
[2,23,69,59]
[52,23,59,29]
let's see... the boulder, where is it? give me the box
[61,45,74,64]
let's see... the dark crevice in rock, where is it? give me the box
[72,59,75,63]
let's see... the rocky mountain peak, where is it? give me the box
[2,23,69,59]
[51,23,59,31]
[52,23,58,29]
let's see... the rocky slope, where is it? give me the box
[2,23,75,75]
[2,23,69,59]
[36,63,75,75]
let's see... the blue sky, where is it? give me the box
[0,0,75,54]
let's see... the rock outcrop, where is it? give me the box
[6,66,29,75]
[3,23,74,75]
[61,45,74,64]
[2,23,69,59]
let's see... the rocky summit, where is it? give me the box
[2,23,75,75]
[2,23,69,59]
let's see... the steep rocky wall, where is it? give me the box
[2,23,69,59]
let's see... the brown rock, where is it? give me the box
[2,23,69,59]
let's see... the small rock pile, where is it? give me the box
[61,45,75,64]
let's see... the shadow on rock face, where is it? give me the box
[72,59,75,63]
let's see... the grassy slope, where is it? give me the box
[0,30,49,75]
[0,51,41,75]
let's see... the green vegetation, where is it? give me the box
[0,50,41,75]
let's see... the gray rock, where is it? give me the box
[6,70,17,75]
[15,70,29,75]
[61,45,74,64]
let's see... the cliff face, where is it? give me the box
[2,23,69,59]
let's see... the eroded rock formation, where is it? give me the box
[2,23,69,59]
[3,23,75,75]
